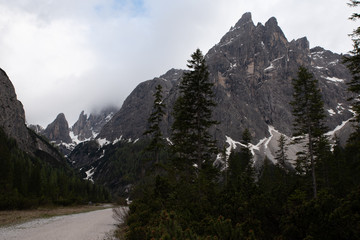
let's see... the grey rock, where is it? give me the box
[72,106,117,141]
[0,68,31,151]
[0,68,65,165]
[97,13,353,147]
[97,69,183,141]
[43,113,72,144]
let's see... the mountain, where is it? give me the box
[67,13,355,196]
[97,68,183,142]
[0,68,65,166]
[0,68,30,151]
[28,124,44,134]
[34,107,118,156]
[97,13,353,149]
[71,107,118,142]
[43,113,72,144]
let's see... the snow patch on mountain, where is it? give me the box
[225,126,280,163]
[326,118,352,137]
[323,76,344,82]
[85,167,95,183]
[97,138,110,148]
[113,136,123,144]
[328,109,336,116]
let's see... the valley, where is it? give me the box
[0,4,359,239]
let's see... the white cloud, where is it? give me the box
[0,0,357,126]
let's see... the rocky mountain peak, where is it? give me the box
[295,37,310,51]
[43,113,72,144]
[234,12,254,28]
[71,107,117,142]
[265,16,278,28]
[0,67,66,165]
[96,12,353,151]
[0,68,30,151]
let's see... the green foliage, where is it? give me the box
[0,127,111,209]
[344,0,360,130]
[144,84,166,165]
[290,66,328,198]
[171,48,218,173]
[275,134,289,170]
[124,44,360,238]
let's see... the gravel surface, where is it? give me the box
[0,208,118,240]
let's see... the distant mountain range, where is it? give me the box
[29,107,117,156]
[94,13,353,162]
[4,12,355,196]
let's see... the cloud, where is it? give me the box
[0,0,357,126]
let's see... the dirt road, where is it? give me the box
[0,208,120,240]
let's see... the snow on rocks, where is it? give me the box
[85,167,95,183]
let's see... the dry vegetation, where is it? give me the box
[0,204,111,227]
[112,207,129,240]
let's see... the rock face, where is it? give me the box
[35,107,118,156]
[0,68,30,151]
[97,13,353,146]
[97,69,182,141]
[0,68,65,165]
[68,13,355,195]
[205,13,352,142]
[43,113,72,144]
[72,107,118,142]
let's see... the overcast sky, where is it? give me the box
[0,0,357,127]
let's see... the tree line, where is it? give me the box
[0,127,111,209]
[123,4,360,236]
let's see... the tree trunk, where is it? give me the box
[308,130,317,198]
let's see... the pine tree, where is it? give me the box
[171,48,218,175]
[344,0,360,131]
[144,84,166,165]
[227,129,255,193]
[290,66,328,198]
[275,134,289,170]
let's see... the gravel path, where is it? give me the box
[0,208,119,240]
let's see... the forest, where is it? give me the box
[121,4,360,237]
[0,127,111,209]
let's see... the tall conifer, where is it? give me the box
[290,66,327,198]
[275,134,289,170]
[344,0,360,132]
[144,84,166,164]
[171,48,218,176]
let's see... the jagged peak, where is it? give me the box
[295,37,310,50]
[55,113,67,122]
[265,16,278,28]
[234,12,254,28]
[311,46,326,53]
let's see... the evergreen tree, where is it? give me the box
[171,48,218,175]
[290,66,328,198]
[344,0,360,131]
[227,129,255,194]
[275,134,289,170]
[144,84,166,165]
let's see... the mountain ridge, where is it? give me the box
[64,12,355,196]
[30,106,118,155]
[96,13,353,147]
[0,67,65,166]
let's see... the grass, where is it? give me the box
[0,204,112,227]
